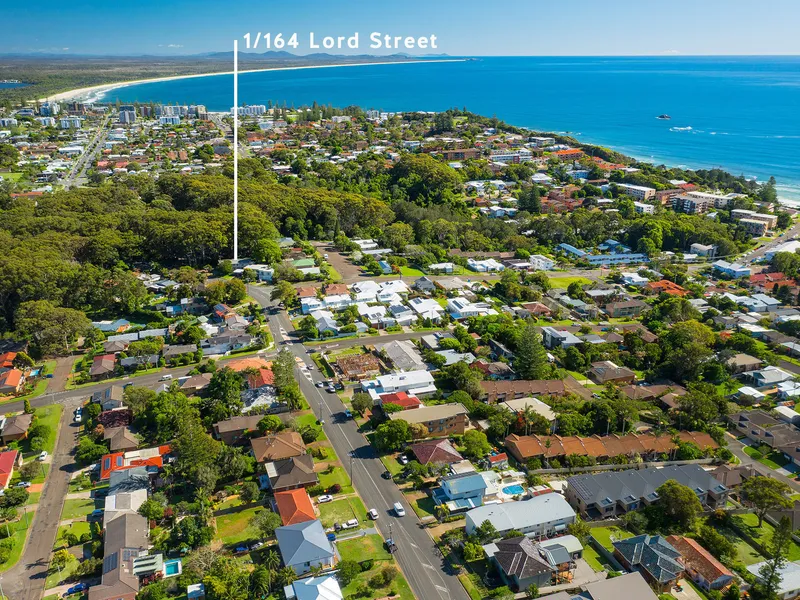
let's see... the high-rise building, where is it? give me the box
[119,105,137,124]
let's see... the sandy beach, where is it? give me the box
[44,58,466,103]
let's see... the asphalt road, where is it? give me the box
[3,397,83,600]
[64,114,110,190]
[742,221,800,265]
[248,284,468,600]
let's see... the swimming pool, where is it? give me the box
[164,559,182,577]
[502,484,525,495]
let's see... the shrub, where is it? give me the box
[328,483,342,494]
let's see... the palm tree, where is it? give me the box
[250,566,272,598]
[277,566,297,587]
[435,504,451,522]
[522,406,537,436]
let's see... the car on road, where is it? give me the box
[16,481,31,488]
[323,253,329,259]
[326,385,336,393]
[382,470,392,479]
[318,494,334,503]
[63,583,88,596]
[398,455,409,465]
[38,451,48,461]
[159,374,173,381]
[344,409,352,418]
[74,413,82,423]
[368,508,379,520]
[316,381,325,388]
[393,502,405,517]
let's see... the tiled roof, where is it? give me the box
[251,431,305,462]
[666,536,732,585]
[411,439,463,465]
[613,535,683,584]
[275,489,317,526]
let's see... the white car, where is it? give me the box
[16,481,31,488]
[318,495,334,504]
[393,502,405,517]
[323,253,329,259]
[38,451,48,461]
[159,374,173,381]
[74,414,82,423]
[398,455,409,465]
[368,508,379,520]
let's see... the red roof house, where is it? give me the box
[378,391,421,410]
[410,439,463,465]
[274,488,316,526]
[0,450,20,489]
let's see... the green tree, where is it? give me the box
[462,430,491,460]
[567,517,591,545]
[257,414,282,434]
[374,420,410,451]
[75,436,108,465]
[203,367,244,422]
[514,320,551,380]
[655,479,703,531]
[251,510,282,539]
[239,481,260,504]
[337,559,361,585]
[743,476,793,527]
[351,392,373,416]
[270,280,298,306]
[755,517,793,600]
[15,300,91,355]
[139,498,166,521]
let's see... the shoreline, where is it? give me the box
[42,58,467,103]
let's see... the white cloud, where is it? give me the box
[158,44,184,48]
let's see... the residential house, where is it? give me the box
[726,353,764,374]
[274,520,335,575]
[465,493,576,538]
[251,431,306,463]
[410,439,463,465]
[729,410,800,448]
[264,455,318,492]
[604,300,648,318]
[565,465,728,519]
[501,397,556,423]
[713,260,751,279]
[483,536,575,591]
[376,340,426,373]
[90,354,117,379]
[711,464,758,489]
[361,370,436,401]
[180,373,214,394]
[472,360,515,380]
[666,535,734,592]
[274,488,317,526]
[378,391,422,411]
[87,512,149,600]
[480,380,573,403]
[0,413,32,443]
[285,575,343,600]
[612,535,683,592]
[0,368,25,394]
[748,366,794,387]
[0,450,20,489]
[541,327,582,350]
[432,472,488,511]
[587,361,636,385]
[645,280,688,297]
[747,561,800,600]
[414,276,437,294]
[213,415,263,445]
[104,427,140,452]
[388,403,469,438]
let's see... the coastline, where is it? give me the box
[43,58,467,103]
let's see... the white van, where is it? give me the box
[159,374,173,381]
[393,502,405,517]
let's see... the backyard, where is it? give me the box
[318,466,353,494]
[213,499,265,546]
[60,498,99,521]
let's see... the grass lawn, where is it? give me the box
[19,378,49,400]
[380,455,404,477]
[318,466,353,494]
[399,266,425,277]
[214,503,265,546]
[733,513,800,561]
[25,404,62,455]
[318,496,368,529]
[742,445,790,470]
[548,276,592,289]
[338,533,392,562]
[583,545,611,572]
[60,498,98,521]
[54,521,92,549]
[68,475,107,494]
[27,491,41,505]
[2,173,23,182]
[310,353,335,378]
[0,511,35,573]
[45,554,81,589]
[411,495,436,519]
[590,526,634,550]
[293,413,327,441]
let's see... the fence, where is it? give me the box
[587,535,625,572]
[530,458,716,476]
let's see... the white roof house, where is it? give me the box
[747,561,800,599]
[361,370,436,400]
[447,297,498,320]
[501,397,556,422]
[467,258,505,273]
[408,297,445,321]
[465,494,576,538]
[285,575,343,600]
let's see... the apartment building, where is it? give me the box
[388,402,469,438]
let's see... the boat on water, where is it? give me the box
[656,114,671,120]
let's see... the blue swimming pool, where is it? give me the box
[502,484,525,495]
[164,559,182,576]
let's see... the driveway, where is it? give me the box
[671,579,705,600]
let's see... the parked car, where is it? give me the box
[159,374,173,381]
[393,502,405,517]
[398,455,409,465]
[89,509,104,520]
[323,253,329,259]
[326,385,336,393]
[63,583,88,596]
[37,451,48,461]
[73,413,82,423]
[15,481,31,488]
[368,508,379,520]
[316,382,325,388]
[250,541,265,551]
[327,532,337,541]
[344,409,352,418]
[382,470,392,479]
[335,518,358,531]
[318,494,334,503]
[234,545,249,554]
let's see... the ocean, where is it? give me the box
[107,56,800,201]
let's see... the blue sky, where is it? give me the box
[4,0,800,56]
